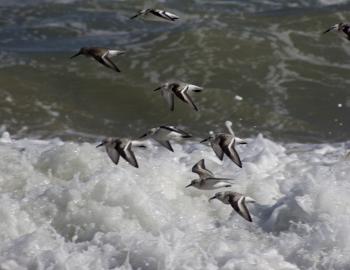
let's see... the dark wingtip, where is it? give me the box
[136,145,147,149]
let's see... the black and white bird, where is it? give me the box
[96,137,139,168]
[186,159,235,190]
[153,80,203,111]
[323,22,350,40]
[139,125,191,152]
[70,47,125,72]
[209,191,255,222]
[201,121,246,168]
[130,8,179,21]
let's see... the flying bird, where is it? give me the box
[186,159,235,190]
[70,47,125,72]
[209,191,255,222]
[201,121,246,168]
[96,137,139,168]
[130,8,179,21]
[139,125,191,152]
[154,80,203,111]
[323,22,350,40]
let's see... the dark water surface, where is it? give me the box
[0,0,349,142]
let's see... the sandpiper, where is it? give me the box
[70,47,125,72]
[201,121,246,168]
[96,137,139,168]
[186,159,235,190]
[323,22,350,40]
[154,80,203,111]
[130,8,179,21]
[209,191,255,222]
[139,125,191,152]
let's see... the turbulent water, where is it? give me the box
[0,133,350,269]
[0,0,350,269]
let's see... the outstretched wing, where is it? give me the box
[119,141,139,168]
[93,55,114,70]
[106,145,120,165]
[174,86,199,111]
[101,53,121,72]
[220,136,242,168]
[159,126,192,138]
[160,89,175,111]
[229,195,252,222]
[149,9,178,21]
[210,137,224,161]
[155,139,174,152]
[192,159,214,179]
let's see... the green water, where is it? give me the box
[0,0,349,142]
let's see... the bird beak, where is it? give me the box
[96,142,104,148]
[208,195,216,202]
[153,86,161,91]
[200,137,209,143]
[70,52,81,59]
[323,26,336,34]
[185,183,192,188]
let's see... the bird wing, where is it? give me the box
[342,24,350,40]
[102,53,121,72]
[106,145,120,165]
[220,136,242,168]
[210,137,224,161]
[173,86,199,111]
[192,159,214,179]
[149,9,177,21]
[205,177,235,182]
[119,141,139,168]
[159,126,192,138]
[154,139,174,152]
[229,195,252,222]
[160,88,175,111]
[93,55,115,70]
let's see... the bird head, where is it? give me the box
[96,137,113,148]
[70,47,88,59]
[208,193,218,202]
[200,131,215,143]
[139,128,156,139]
[185,179,199,188]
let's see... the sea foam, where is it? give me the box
[0,132,349,269]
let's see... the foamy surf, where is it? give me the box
[0,132,349,269]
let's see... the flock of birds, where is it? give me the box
[69,7,349,223]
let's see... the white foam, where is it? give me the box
[0,133,349,269]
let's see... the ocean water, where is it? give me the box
[0,0,350,269]
[0,133,350,269]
